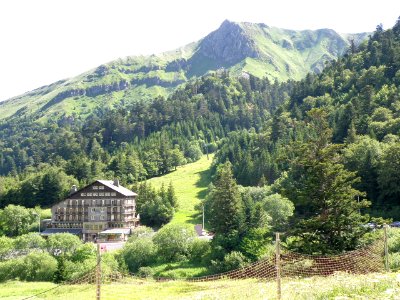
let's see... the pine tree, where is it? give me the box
[208,162,244,236]
[281,109,370,254]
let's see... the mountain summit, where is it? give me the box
[197,20,261,65]
[0,20,368,121]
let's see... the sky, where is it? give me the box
[0,0,399,101]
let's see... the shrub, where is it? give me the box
[128,226,154,241]
[153,223,196,262]
[240,227,271,260]
[0,236,13,260]
[137,266,154,278]
[14,233,46,251]
[70,243,96,262]
[211,251,248,273]
[21,251,58,281]
[46,233,82,256]
[121,237,156,272]
[189,239,211,263]
[389,252,400,270]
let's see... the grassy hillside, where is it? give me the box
[0,21,367,122]
[146,155,213,226]
[1,272,399,299]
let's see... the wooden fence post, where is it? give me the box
[383,224,389,272]
[276,232,282,300]
[96,243,101,300]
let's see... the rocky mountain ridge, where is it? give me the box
[0,20,368,121]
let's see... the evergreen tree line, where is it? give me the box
[212,18,400,218]
[0,71,290,208]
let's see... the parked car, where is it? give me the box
[390,221,400,228]
[364,222,376,228]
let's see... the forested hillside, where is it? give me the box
[0,18,399,223]
[214,19,400,218]
[0,73,290,207]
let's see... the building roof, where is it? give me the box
[41,228,82,235]
[97,180,137,196]
[99,228,131,235]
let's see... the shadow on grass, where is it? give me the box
[195,167,213,200]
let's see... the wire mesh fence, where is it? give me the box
[19,226,400,300]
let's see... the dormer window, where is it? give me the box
[93,186,99,190]
[99,186,104,190]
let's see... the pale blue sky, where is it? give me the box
[0,0,399,101]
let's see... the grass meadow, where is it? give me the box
[1,272,399,299]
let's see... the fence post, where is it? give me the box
[275,232,281,300]
[383,224,389,272]
[96,243,101,300]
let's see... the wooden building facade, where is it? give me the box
[47,179,139,242]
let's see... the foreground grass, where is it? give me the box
[146,155,213,226]
[1,272,399,300]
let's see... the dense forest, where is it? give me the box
[1,18,400,221]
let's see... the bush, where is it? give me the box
[70,243,96,262]
[153,223,196,262]
[128,226,154,241]
[137,266,154,278]
[211,251,248,273]
[121,237,156,272]
[0,258,20,282]
[21,251,58,281]
[0,251,58,282]
[240,227,271,261]
[0,236,13,260]
[14,233,46,251]
[189,239,211,263]
[46,233,82,256]
[388,228,400,253]
[389,252,400,270]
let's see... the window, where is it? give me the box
[92,200,96,206]
[111,200,114,205]
[93,192,98,197]
[117,200,120,205]
[91,216,95,221]
[102,200,105,206]
[76,200,79,205]
[87,193,93,197]
[111,215,114,220]
[105,192,110,197]
[99,186,104,190]
[100,207,105,212]
[91,208,95,212]
[69,200,73,205]
[111,192,116,196]
[100,215,105,220]
[99,193,104,197]
[93,186,98,190]
[81,193,86,196]
[82,200,85,205]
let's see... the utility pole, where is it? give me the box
[202,204,205,231]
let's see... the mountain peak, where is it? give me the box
[197,20,260,65]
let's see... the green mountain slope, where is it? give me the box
[0,20,367,121]
[146,155,213,226]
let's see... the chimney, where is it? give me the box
[113,179,120,187]
[70,185,78,195]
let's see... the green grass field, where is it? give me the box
[1,272,399,299]
[146,155,213,226]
